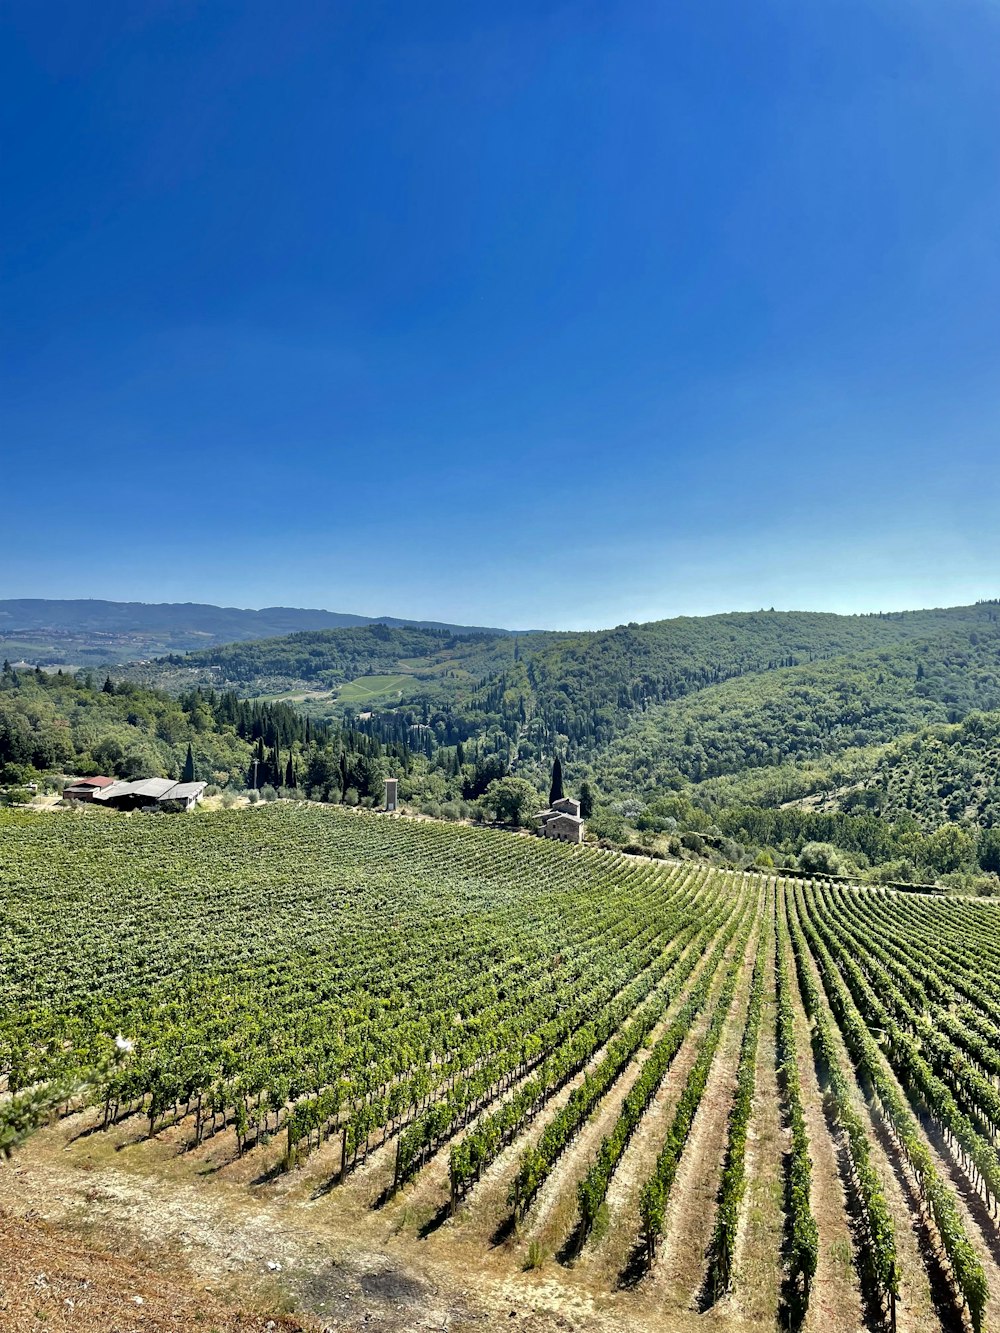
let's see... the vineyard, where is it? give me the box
[3,805,1000,1332]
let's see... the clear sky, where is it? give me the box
[4,1,1000,630]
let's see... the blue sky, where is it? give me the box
[4,1,1000,630]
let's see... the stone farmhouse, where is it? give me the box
[537,795,585,844]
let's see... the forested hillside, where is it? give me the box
[601,619,1000,794]
[138,622,532,697]
[119,601,1000,788]
[121,603,1000,755]
[816,710,1000,832]
[0,662,403,801]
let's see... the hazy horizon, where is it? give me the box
[3,585,999,637]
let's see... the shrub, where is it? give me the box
[797,842,847,875]
[524,1240,545,1270]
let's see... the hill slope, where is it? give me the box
[800,709,1000,833]
[601,616,1000,794]
[125,601,1000,784]
[5,808,1000,1327]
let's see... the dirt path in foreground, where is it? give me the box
[0,1209,308,1333]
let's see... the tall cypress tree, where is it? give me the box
[549,754,564,805]
[182,743,195,783]
[285,753,295,788]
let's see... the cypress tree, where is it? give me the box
[182,743,195,783]
[579,780,595,819]
[285,753,296,788]
[549,754,564,805]
[102,675,115,694]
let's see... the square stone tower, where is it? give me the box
[384,777,398,812]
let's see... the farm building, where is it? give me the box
[156,781,208,812]
[62,776,115,803]
[536,795,585,845]
[92,778,207,812]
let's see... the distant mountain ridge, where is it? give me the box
[0,598,520,665]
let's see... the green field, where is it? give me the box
[3,804,1000,1330]
[254,671,418,706]
[336,672,412,703]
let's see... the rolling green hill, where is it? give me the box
[111,601,1000,804]
[119,602,1000,747]
[600,618,1000,796]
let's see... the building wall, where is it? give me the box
[552,797,581,817]
[543,815,584,844]
[64,781,113,803]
